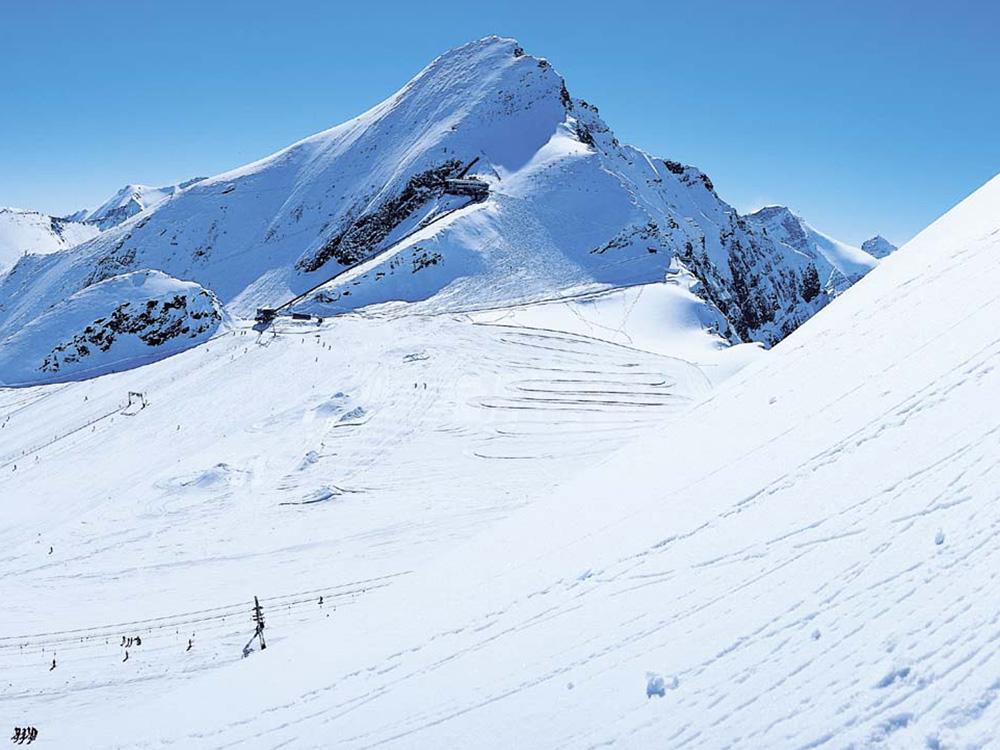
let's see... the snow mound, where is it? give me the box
[0,269,222,385]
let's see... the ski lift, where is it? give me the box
[443,178,489,201]
[255,308,277,325]
[121,391,148,416]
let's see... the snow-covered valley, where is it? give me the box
[1,33,997,750]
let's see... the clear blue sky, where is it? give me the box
[1,0,997,245]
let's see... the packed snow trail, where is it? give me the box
[0,309,712,740]
[7,174,996,747]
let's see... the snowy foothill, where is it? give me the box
[0,270,224,386]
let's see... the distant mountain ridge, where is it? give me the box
[0,36,891,385]
[68,178,206,230]
[0,208,99,274]
[861,234,898,259]
[746,205,880,294]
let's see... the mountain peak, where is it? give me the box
[79,179,206,230]
[749,205,798,222]
[861,234,898,259]
[746,204,879,291]
[0,37,893,384]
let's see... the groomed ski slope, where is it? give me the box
[3,172,999,748]
[0,304,715,742]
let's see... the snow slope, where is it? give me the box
[2,160,998,749]
[0,306,713,740]
[0,37,885,388]
[71,179,206,230]
[0,270,223,385]
[0,208,99,273]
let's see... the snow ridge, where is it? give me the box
[0,208,99,274]
[1,37,886,385]
[73,178,206,230]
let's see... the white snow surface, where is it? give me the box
[2,155,999,750]
[0,208,99,273]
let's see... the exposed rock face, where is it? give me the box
[0,270,222,385]
[861,235,898,259]
[746,206,878,291]
[0,208,100,273]
[297,161,470,272]
[41,292,220,373]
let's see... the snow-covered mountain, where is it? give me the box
[0,270,223,385]
[69,178,206,230]
[0,208,99,273]
[0,37,885,386]
[2,154,997,749]
[746,205,879,294]
[0,181,206,275]
[862,233,899,259]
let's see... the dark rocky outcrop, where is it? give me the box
[298,161,468,273]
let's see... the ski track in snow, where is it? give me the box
[0,176,995,748]
[0,312,712,745]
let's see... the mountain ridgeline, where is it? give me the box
[0,37,893,385]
